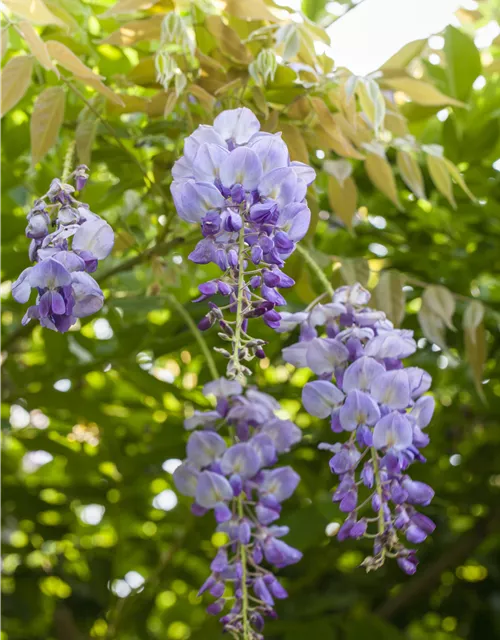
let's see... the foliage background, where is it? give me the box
[2,0,500,639]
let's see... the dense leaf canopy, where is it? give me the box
[2,0,500,639]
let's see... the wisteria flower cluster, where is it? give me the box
[280,283,436,574]
[12,167,114,333]
[174,378,303,638]
[170,107,315,378]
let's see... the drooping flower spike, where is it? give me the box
[170,107,315,377]
[281,283,436,574]
[12,167,114,333]
[174,379,303,638]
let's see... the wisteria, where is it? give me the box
[170,108,312,638]
[173,380,303,638]
[170,107,314,379]
[280,283,435,574]
[12,166,114,333]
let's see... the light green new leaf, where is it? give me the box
[425,153,456,208]
[365,152,402,210]
[464,320,487,401]
[443,25,481,102]
[374,271,406,326]
[444,159,477,202]
[356,77,386,135]
[31,86,65,165]
[396,149,425,200]
[463,300,485,333]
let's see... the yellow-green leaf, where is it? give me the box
[74,75,125,107]
[280,123,309,163]
[444,158,476,202]
[30,86,65,165]
[223,0,278,22]
[1,30,8,60]
[356,77,385,135]
[418,306,448,351]
[102,0,161,17]
[162,90,177,118]
[380,39,427,70]
[426,153,456,208]
[327,175,357,230]
[340,258,370,287]
[381,77,466,107]
[422,285,455,330]
[205,15,252,64]
[3,0,65,26]
[75,113,97,166]
[188,84,215,112]
[102,16,163,46]
[1,55,34,117]
[46,41,103,80]
[374,271,406,326]
[18,21,58,74]
[396,149,425,199]
[365,152,402,210]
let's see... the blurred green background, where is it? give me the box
[2,0,500,638]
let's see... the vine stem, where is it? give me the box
[371,446,386,561]
[296,244,334,298]
[165,292,219,381]
[231,228,247,383]
[232,227,250,639]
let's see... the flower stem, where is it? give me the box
[230,227,247,382]
[165,292,219,380]
[371,446,386,560]
[296,244,334,298]
[237,494,250,640]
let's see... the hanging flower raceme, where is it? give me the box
[174,378,303,638]
[280,283,436,574]
[170,107,315,374]
[12,167,114,333]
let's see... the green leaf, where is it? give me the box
[443,25,481,102]
[374,271,406,326]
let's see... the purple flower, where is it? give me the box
[281,283,436,574]
[12,171,113,333]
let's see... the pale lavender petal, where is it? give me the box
[12,267,33,303]
[186,431,226,468]
[411,395,435,428]
[172,156,194,182]
[172,181,225,224]
[29,258,72,290]
[52,250,86,272]
[302,380,344,418]
[371,370,411,409]
[260,419,302,452]
[195,470,233,508]
[220,443,261,479]
[219,147,263,190]
[249,133,289,173]
[184,125,227,161]
[339,390,381,431]
[306,337,349,375]
[364,329,416,359]
[275,311,309,333]
[260,467,300,502]
[73,218,114,260]
[277,202,311,242]
[184,410,221,431]
[333,284,371,305]
[192,143,230,181]
[373,412,413,451]
[173,462,199,497]
[213,107,260,144]
[407,367,432,398]
[71,272,104,317]
[342,356,385,393]
[282,341,309,368]
[290,160,316,185]
[203,378,242,398]
[258,167,298,208]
